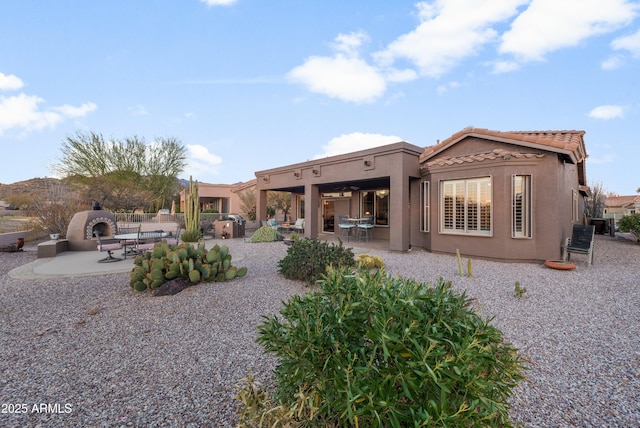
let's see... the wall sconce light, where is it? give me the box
[312,169,319,174]
[262,177,268,182]
[364,160,371,166]
[294,172,300,177]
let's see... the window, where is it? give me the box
[360,189,389,226]
[512,175,532,238]
[420,181,430,232]
[440,177,491,235]
[298,195,305,219]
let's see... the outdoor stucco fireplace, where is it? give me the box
[66,209,118,251]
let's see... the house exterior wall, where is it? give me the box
[180,182,249,216]
[255,142,423,251]
[417,137,584,262]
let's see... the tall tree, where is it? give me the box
[585,181,607,218]
[237,188,256,221]
[52,131,187,211]
[268,191,292,220]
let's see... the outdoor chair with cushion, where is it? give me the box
[134,230,165,255]
[291,218,305,233]
[562,224,596,266]
[356,215,375,242]
[338,215,355,241]
[95,232,123,263]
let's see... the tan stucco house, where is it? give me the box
[255,127,589,262]
[604,195,640,226]
[179,180,255,215]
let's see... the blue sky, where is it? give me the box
[1,0,639,195]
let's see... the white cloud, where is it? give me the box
[0,72,24,91]
[492,60,521,73]
[287,31,386,103]
[374,0,526,78]
[287,54,386,103]
[588,104,624,120]
[332,31,369,57]
[384,68,418,83]
[436,80,462,94]
[601,54,626,70]
[200,0,237,6]
[500,0,638,61]
[587,153,616,164]
[129,104,148,116]
[0,93,96,135]
[53,102,97,117]
[186,144,223,179]
[611,28,640,58]
[313,132,403,159]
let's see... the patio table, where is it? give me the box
[114,231,167,258]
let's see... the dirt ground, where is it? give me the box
[0,210,33,235]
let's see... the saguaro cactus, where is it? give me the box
[183,176,201,242]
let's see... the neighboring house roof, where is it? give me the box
[232,179,256,193]
[605,195,640,208]
[420,128,587,164]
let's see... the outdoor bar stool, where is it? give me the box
[337,215,355,241]
[356,215,374,242]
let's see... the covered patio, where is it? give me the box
[254,142,424,252]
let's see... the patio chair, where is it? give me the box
[356,215,375,242]
[95,232,123,263]
[164,225,181,245]
[267,218,279,230]
[291,218,305,233]
[338,215,355,241]
[562,224,596,266]
[134,230,165,255]
[117,224,140,258]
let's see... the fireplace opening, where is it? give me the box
[92,222,112,238]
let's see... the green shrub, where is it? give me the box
[618,213,640,241]
[249,226,282,243]
[278,239,355,284]
[355,253,385,270]
[238,269,527,427]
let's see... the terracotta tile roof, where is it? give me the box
[422,148,544,169]
[605,195,640,208]
[420,127,587,164]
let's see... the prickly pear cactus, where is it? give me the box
[128,242,248,292]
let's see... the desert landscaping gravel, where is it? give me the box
[0,234,639,427]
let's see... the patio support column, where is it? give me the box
[256,189,268,223]
[304,183,319,240]
[390,174,410,252]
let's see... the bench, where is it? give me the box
[562,224,595,267]
[37,239,70,258]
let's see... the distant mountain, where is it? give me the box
[0,177,64,200]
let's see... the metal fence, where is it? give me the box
[113,213,229,223]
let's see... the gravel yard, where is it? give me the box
[1,235,639,427]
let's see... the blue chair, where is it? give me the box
[338,215,355,241]
[356,215,375,242]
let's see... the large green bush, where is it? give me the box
[278,238,355,283]
[250,225,282,243]
[238,269,527,427]
[618,213,640,241]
